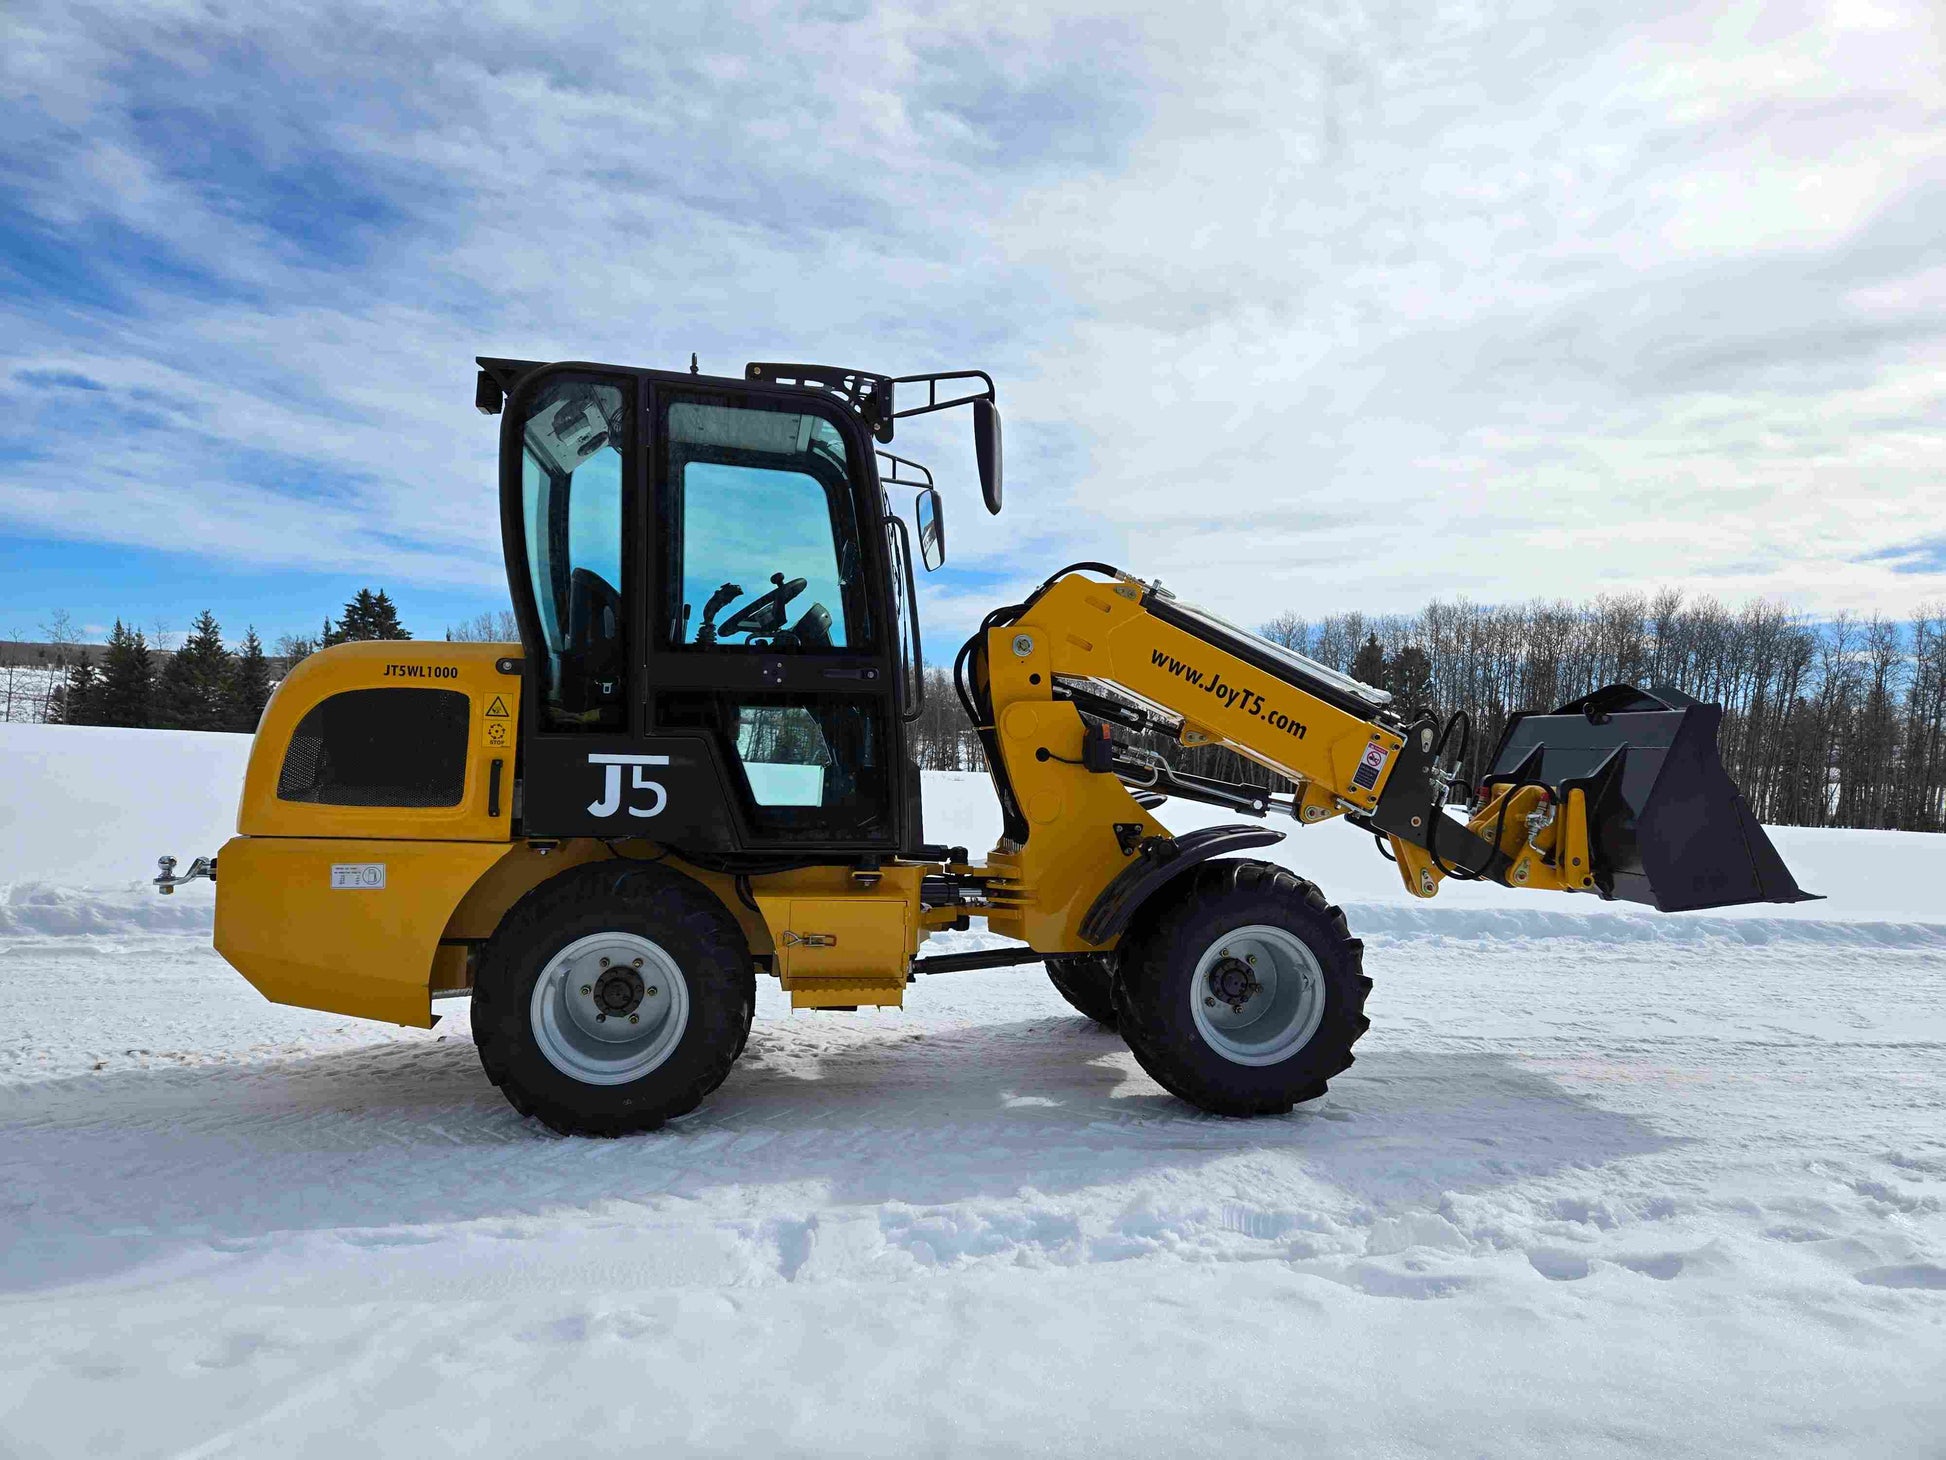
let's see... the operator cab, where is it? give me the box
[476,356,999,861]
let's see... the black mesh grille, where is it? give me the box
[277,688,469,807]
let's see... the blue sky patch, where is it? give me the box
[1858,539,1946,575]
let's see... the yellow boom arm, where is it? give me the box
[971,569,1598,948]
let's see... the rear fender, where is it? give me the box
[214,837,513,1026]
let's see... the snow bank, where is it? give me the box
[0,724,248,887]
[0,883,216,939]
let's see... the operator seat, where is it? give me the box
[561,567,624,724]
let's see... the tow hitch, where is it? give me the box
[154,855,215,895]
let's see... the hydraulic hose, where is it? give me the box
[953,562,1128,849]
[952,563,1125,730]
[1425,710,1485,881]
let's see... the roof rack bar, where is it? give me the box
[745,361,896,440]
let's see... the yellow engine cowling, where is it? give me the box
[214,641,523,1026]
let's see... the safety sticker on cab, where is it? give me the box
[1351,742,1390,793]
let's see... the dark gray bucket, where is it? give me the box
[1482,684,1818,913]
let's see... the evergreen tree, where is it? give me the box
[1351,633,1387,689]
[337,591,374,641]
[156,610,233,731]
[369,589,410,641]
[1386,644,1436,716]
[331,588,412,643]
[96,620,156,727]
[60,659,103,725]
[225,627,274,732]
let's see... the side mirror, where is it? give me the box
[973,398,1003,515]
[916,487,946,571]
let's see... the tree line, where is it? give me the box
[51,589,412,731]
[24,580,1946,832]
[904,593,1946,834]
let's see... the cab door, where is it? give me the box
[498,362,910,853]
[501,367,704,846]
[642,382,908,854]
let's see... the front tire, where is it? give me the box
[1045,954,1118,1029]
[473,861,754,1136]
[1113,860,1370,1116]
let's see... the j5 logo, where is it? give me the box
[587,753,670,819]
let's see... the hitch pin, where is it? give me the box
[1524,794,1557,851]
[1430,757,1466,811]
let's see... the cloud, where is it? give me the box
[1005,1,1946,625]
[1,0,1942,654]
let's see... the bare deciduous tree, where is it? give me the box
[900,593,1946,833]
[445,609,521,642]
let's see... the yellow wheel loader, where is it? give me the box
[156,355,1814,1135]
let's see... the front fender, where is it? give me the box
[1076,824,1286,947]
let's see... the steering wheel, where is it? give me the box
[717,573,807,640]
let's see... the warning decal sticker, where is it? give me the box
[1351,742,1390,792]
[485,695,510,718]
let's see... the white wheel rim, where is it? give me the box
[529,931,689,1086]
[1189,924,1326,1066]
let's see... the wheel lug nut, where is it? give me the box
[632,958,643,968]
[1247,954,1257,965]
[647,986,658,997]
[596,1013,607,1022]
[1205,996,1216,1007]
[628,1013,639,1024]
[600,957,610,967]
[581,984,592,995]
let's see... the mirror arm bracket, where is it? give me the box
[888,371,996,423]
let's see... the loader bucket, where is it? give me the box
[1481,684,1817,913]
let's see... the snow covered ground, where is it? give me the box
[2,724,1942,1456]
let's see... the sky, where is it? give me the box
[2,0,1943,654]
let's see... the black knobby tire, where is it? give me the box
[1112,859,1371,1116]
[472,861,754,1136]
[1045,954,1118,1029]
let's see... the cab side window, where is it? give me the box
[519,375,629,731]
[661,397,872,653]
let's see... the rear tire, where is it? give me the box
[1112,859,1370,1116]
[472,861,754,1136]
[1045,954,1118,1029]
